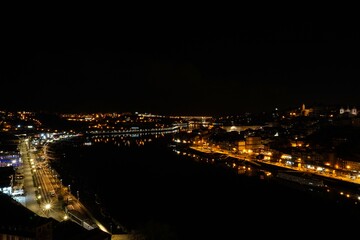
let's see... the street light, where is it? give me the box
[44,203,51,210]
[44,203,52,217]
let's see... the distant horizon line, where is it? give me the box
[0,103,358,116]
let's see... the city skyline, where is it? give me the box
[1,19,360,116]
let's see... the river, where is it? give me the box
[46,131,360,239]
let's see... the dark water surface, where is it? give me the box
[49,133,360,239]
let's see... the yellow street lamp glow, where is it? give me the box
[44,203,51,210]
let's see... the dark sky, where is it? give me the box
[1,18,360,116]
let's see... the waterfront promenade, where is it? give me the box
[190,144,360,185]
[16,139,110,234]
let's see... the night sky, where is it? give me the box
[1,18,360,116]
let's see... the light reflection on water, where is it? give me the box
[48,131,181,230]
[48,130,360,235]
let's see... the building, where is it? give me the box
[339,106,358,116]
[0,132,21,168]
[0,167,14,195]
[0,192,53,239]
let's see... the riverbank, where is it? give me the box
[44,134,360,239]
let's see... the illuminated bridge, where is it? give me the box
[85,126,180,136]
